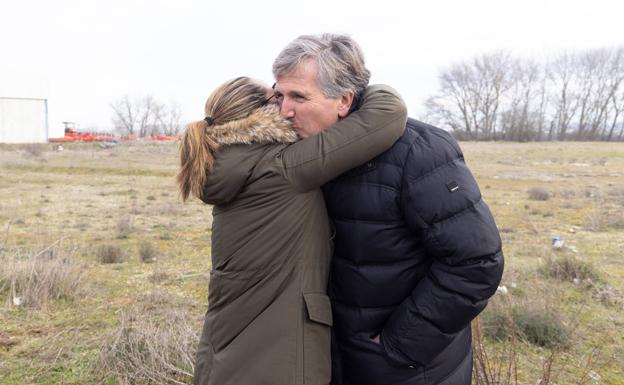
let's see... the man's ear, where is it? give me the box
[337,91,355,118]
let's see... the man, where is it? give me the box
[273,34,504,385]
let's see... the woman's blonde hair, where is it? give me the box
[177,77,268,201]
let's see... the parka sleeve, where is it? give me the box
[380,128,504,367]
[277,85,407,192]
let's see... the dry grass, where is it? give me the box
[20,143,45,158]
[139,241,158,263]
[480,294,571,350]
[1,141,622,384]
[541,254,601,284]
[96,289,199,385]
[0,243,84,309]
[527,187,551,201]
[585,206,624,231]
[116,216,134,239]
[96,244,125,264]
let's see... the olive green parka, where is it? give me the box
[193,85,407,385]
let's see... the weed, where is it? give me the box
[481,296,571,349]
[513,308,570,349]
[149,271,171,284]
[586,203,624,231]
[0,245,84,309]
[541,255,601,284]
[96,289,199,385]
[591,285,623,307]
[116,216,133,239]
[528,187,550,201]
[139,242,158,263]
[21,144,44,158]
[96,244,124,264]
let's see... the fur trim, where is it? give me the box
[207,105,298,146]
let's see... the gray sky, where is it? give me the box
[1,0,623,137]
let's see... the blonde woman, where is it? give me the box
[178,76,406,385]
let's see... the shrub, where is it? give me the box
[481,296,571,349]
[512,308,570,349]
[591,285,623,307]
[139,242,158,263]
[22,143,44,158]
[587,208,624,230]
[149,271,170,284]
[0,247,84,309]
[116,216,133,239]
[96,245,124,264]
[96,290,199,384]
[542,255,601,283]
[528,187,550,201]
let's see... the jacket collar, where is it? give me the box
[207,105,298,146]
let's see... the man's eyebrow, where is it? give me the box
[273,85,308,98]
[283,89,307,98]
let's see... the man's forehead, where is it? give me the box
[275,60,319,93]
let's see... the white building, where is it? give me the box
[0,97,49,143]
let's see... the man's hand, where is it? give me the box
[371,334,381,344]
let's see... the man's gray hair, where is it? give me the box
[273,33,371,100]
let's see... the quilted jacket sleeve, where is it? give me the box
[380,126,504,366]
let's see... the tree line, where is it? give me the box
[425,46,624,141]
[110,95,182,137]
[110,46,624,141]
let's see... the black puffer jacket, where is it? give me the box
[323,118,504,385]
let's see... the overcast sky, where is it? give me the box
[1,0,623,137]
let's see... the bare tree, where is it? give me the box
[500,59,548,141]
[610,86,624,141]
[574,49,612,140]
[422,46,624,142]
[426,51,513,139]
[473,52,514,139]
[110,95,138,137]
[547,52,581,140]
[156,102,183,136]
[110,95,183,138]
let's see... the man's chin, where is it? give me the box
[294,127,309,138]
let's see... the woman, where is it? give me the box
[178,77,406,385]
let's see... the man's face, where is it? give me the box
[274,59,353,138]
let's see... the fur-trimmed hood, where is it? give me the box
[201,105,298,205]
[207,105,297,146]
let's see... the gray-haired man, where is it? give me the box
[272,34,504,385]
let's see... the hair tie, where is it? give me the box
[204,116,215,126]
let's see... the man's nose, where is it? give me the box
[280,98,295,118]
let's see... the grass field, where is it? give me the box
[1,141,623,384]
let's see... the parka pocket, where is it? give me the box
[303,293,332,385]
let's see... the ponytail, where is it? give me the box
[177,76,269,201]
[177,120,219,201]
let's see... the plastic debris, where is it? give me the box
[552,236,565,249]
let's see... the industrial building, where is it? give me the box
[0,97,49,143]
